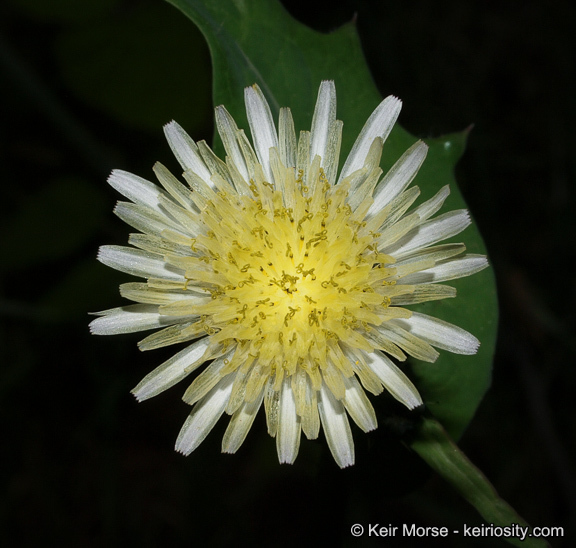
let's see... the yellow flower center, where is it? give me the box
[157,155,404,400]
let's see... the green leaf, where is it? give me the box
[164,0,497,440]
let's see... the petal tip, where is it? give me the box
[130,388,146,403]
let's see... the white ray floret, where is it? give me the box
[90,305,165,335]
[318,383,355,468]
[276,377,302,464]
[98,245,183,281]
[385,209,472,258]
[108,170,167,212]
[132,337,211,402]
[310,80,337,166]
[164,121,212,181]
[363,351,423,410]
[339,95,402,182]
[394,312,480,355]
[176,374,235,455]
[245,84,279,181]
[400,254,489,284]
[368,140,429,216]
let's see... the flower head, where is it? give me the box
[90,82,488,468]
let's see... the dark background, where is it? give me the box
[1,0,574,546]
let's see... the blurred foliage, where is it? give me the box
[0,177,106,271]
[54,2,212,131]
[1,0,575,546]
[7,0,119,23]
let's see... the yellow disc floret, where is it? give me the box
[159,154,411,403]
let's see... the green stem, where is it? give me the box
[409,416,550,548]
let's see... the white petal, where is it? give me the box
[97,245,183,281]
[132,337,210,401]
[222,387,265,454]
[392,242,466,269]
[323,119,343,185]
[296,130,310,180]
[410,184,450,223]
[342,375,377,433]
[89,304,163,335]
[368,140,428,215]
[153,162,197,211]
[363,351,423,409]
[385,209,471,258]
[264,377,280,437]
[113,202,185,237]
[276,377,301,464]
[339,95,402,182]
[244,84,278,182]
[318,383,354,468]
[119,282,202,305]
[175,374,234,455]
[215,106,250,182]
[400,254,489,284]
[182,352,234,405]
[394,312,480,355]
[163,121,212,181]
[375,322,439,362]
[310,80,336,166]
[301,375,320,439]
[278,107,297,168]
[108,170,165,211]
